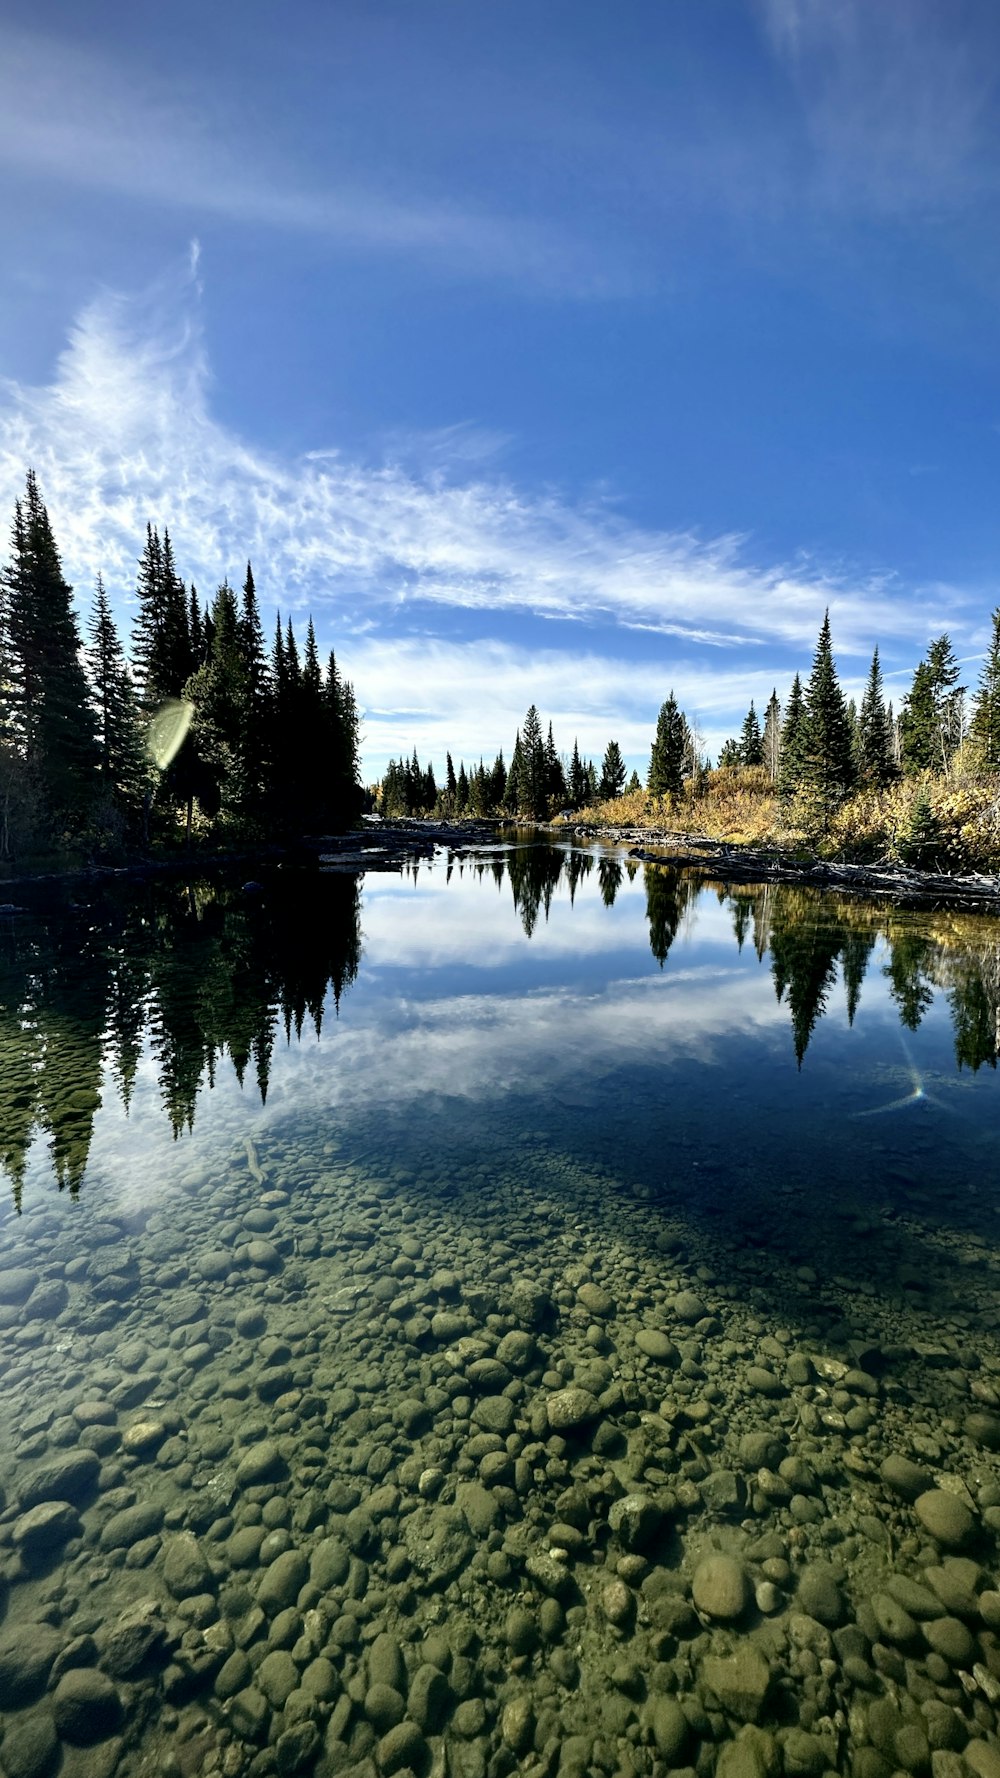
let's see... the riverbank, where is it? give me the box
[555,821,1000,911]
[0,820,505,903]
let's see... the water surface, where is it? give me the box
[2,841,1000,1777]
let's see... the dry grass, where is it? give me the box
[564,768,1000,872]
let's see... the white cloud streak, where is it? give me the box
[759,0,997,215]
[0,24,622,297]
[0,259,974,771]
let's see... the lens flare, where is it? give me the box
[146,699,194,771]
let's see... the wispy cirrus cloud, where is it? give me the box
[0,256,960,643]
[759,0,998,215]
[0,23,624,297]
[0,256,975,771]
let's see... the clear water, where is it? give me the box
[2,840,1000,1778]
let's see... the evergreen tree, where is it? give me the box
[445,752,458,813]
[778,673,807,796]
[626,769,641,792]
[739,701,763,767]
[599,739,627,801]
[131,523,191,705]
[585,760,599,800]
[798,613,854,819]
[647,693,686,799]
[236,563,269,820]
[970,607,1000,772]
[568,738,587,807]
[324,651,361,829]
[489,751,506,812]
[716,738,741,770]
[855,646,896,789]
[544,722,566,806]
[900,635,964,775]
[456,762,469,813]
[762,689,781,783]
[504,734,523,814]
[185,581,246,825]
[0,473,98,838]
[518,705,546,817]
[88,575,146,828]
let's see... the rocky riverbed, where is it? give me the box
[2,1127,1000,1778]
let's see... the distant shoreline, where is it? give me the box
[2,817,999,913]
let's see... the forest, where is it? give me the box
[0,471,362,866]
[5,466,1000,873]
[378,612,1000,870]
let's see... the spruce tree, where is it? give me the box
[855,646,896,789]
[970,607,1000,772]
[1,473,98,836]
[88,575,146,825]
[799,611,854,819]
[569,738,587,807]
[762,689,781,783]
[237,563,269,820]
[519,704,546,817]
[901,635,964,775]
[599,739,626,800]
[717,738,741,770]
[647,693,686,799]
[445,752,457,813]
[544,721,566,806]
[739,701,763,767]
[504,733,523,813]
[778,673,807,796]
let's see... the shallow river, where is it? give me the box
[2,839,1000,1778]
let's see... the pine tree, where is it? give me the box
[900,635,964,775]
[599,739,626,800]
[88,575,146,827]
[739,701,763,767]
[544,722,566,806]
[132,524,191,706]
[569,738,587,807]
[445,752,457,813]
[237,562,269,821]
[647,693,686,799]
[778,673,807,796]
[456,762,469,812]
[855,646,896,788]
[519,705,546,817]
[762,689,781,783]
[799,611,854,819]
[1,473,98,837]
[504,733,523,814]
[716,738,741,770]
[489,751,506,812]
[970,607,1000,772]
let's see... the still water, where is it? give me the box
[1,839,1000,1778]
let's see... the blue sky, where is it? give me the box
[1,0,1000,777]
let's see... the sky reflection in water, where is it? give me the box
[1,840,998,1225]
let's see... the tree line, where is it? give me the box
[378,608,1000,832]
[379,707,646,820]
[0,471,362,863]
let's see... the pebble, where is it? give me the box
[915,1490,977,1550]
[51,1668,122,1744]
[12,1500,80,1557]
[692,1552,750,1620]
[546,1387,600,1431]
